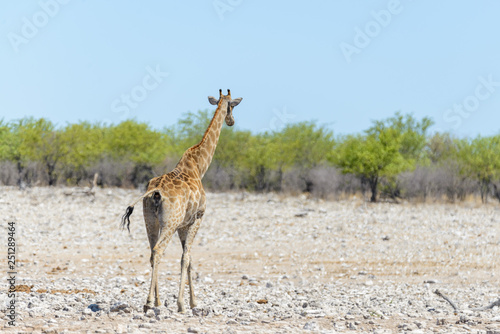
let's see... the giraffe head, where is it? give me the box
[208,89,242,126]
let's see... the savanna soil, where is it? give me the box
[1,186,499,333]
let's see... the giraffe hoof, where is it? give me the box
[177,304,186,313]
[143,304,153,313]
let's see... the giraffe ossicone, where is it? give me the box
[121,89,242,313]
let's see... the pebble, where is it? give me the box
[347,322,357,330]
[303,321,318,330]
[192,307,211,317]
[88,304,100,312]
[110,302,128,312]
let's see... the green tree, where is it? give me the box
[165,110,212,158]
[105,120,168,165]
[59,122,106,184]
[105,120,169,186]
[0,120,17,161]
[272,122,334,191]
[16,117,63,185]
[426,132,457,164]
[332,113,433,202]
[367,112,433,165]
[456,135,500,203]
[332,130,404,202]
[212,127,252,188]
[0,120,23,185]
[241,133,276,191]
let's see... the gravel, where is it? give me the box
[1,186,499,333]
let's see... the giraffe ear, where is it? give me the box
[208,96,219,105]
[230,98,242,107]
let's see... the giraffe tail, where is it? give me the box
[120,189,159,232]
[121,206,134,232]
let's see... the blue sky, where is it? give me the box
[1,0,499,138]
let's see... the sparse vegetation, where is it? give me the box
[0,111,499,203]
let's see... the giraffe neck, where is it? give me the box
[189,100,228,178]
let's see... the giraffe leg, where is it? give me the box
[177,218,201,313]
[144,250,158,312]
[147,250,160,307]
[143,198,161,310]
[144,224,177,313]
[187,253,197,308]
[152,255,160,307]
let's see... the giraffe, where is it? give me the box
[121,89,242,313]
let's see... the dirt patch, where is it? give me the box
[14,285,33,293]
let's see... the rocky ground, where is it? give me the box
[1,186,499,333]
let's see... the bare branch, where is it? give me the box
[92,172,98,189]
[434,289,500,313]
[434,289,459,312]
[470,298,500,311]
